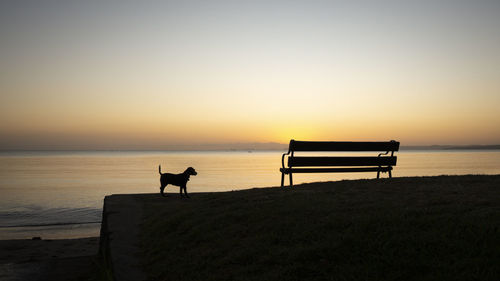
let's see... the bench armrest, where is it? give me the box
[282,150,291,169]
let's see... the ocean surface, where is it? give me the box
[1,150,500,240]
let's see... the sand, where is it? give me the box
[0,237,99,281]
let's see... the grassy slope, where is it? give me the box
[140,175,500,281]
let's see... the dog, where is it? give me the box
[159,165,197,198]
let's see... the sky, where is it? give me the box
[1,0,500,150]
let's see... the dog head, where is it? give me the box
[185,167,197,176]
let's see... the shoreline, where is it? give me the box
[0,222,101,241]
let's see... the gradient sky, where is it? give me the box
[1,0,499,149]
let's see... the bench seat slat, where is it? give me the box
[288,156,397,167]
[291,141,400,152]
[280,167,393,174]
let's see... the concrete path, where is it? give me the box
[101,194,147,281]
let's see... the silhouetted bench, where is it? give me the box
[280,140,400,187]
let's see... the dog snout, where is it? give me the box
[187,167,197,175]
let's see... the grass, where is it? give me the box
[140,175,500,281]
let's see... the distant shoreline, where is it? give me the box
[1,144,500,152]
[401,144,500,150]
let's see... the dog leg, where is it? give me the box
[179,186,184,198]
[160,184,168,197]
[182,185,190,198]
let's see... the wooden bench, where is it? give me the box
[280,140,400,187]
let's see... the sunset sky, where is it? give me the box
[1,0,499,150]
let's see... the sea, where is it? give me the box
[1,150,500,240]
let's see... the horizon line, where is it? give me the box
[1,144,500,152]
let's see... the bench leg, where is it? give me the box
[281,172,285,187]
[389,169,392,178]
[377,170,380,179]
[289,173,293,187]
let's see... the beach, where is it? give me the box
[0,237,100,281]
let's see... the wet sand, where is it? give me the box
[0,237,99,281]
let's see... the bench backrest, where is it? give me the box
[287,140,400,167]
[289,140,400,152]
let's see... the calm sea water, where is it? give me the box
[1,150,499,239]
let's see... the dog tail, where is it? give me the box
[159,165,162,175]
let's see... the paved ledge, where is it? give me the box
[100,194,147,281]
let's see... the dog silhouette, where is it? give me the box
[159,165,197,198]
